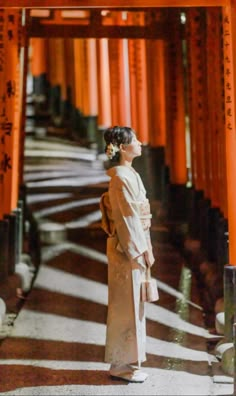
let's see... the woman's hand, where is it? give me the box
[143,249,155,268]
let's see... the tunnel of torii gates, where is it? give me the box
[1,0,236,333]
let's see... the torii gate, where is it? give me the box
[1,0,236,383]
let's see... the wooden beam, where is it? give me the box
[0,0,226,8]
[29,23,172,39]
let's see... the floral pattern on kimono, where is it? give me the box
[100,165,154,367]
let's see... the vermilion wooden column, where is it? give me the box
[145,10,168,200]
[206,8,226,212]
[48,37,58,95]
[127,38,138,133]
[30,38,48,79]
[205,9,216,205]
[221,2,236,347]
[73,39,84,113]
[54,39,67,105]
[186,8,207,193]
[0,9,6,219]
[108,12,130,127]
[64,38,75,110]
[30,37,48,106]
[128,12,149,143]
[81,39,89,116]
[3,9,22,214]
[81,38,98,143]
[47,38,67,123]
[97,38,111,127]
[147,39,167,148]
[167,10,186,185]
[18,10,29,192]
[222,3,236,265]
[86,39,98,117]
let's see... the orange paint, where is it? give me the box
[128,39,138,133]
[0,9,6,219]
[128,12,149,143]
[73,39,84,111]
[64,38,75,107]
[147,39,167,148]
[186,8,207,191]
[222,4,236,264]
[54,39,67,101]
[87,39,98,116]
[167,11,186,184]
[97,38,111,127]
[3,10,22,213]
[30,38,47,77]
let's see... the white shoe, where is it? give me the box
[110,364,148,383]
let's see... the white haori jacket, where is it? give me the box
[100,165,153,367]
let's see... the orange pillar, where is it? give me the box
[205,9,215,205]
[167,11,187,185]
[3,9,22,214]
[47,38,57,91]
[73,39,84,113]
[128,12,149,143]
[206,8,226,212]
[86,39,98,117]
[108,12,130,127]
[80,38,98,143]
[80,39,89,116]
[222,3,236,265]
[79,38,98,117]
[64,38,75,111]
[97,38,112,127]
[47,38,67,124]
[0,9,6,219]
[30,37,48,105]
[52,38,68,125]
[145,12,168,200]
[54,39,67,104]
[147,39,167,148]
[128,39,138,133]
[30,38,48,79]
[19,10,30,188]
[186,8,207,193]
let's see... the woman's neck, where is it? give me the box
[120,158,132,167]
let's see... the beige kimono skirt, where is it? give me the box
[100,165,153,367]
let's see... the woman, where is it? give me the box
[100,126,155,383]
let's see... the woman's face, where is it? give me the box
[122,133,142,160]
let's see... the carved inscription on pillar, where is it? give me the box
[222,8,235,135]
[186,8,207,190]
[0,10,5,189]
[3,10,21,213]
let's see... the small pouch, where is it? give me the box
[141,267,159,302]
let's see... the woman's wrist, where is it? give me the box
[144,250,154,267]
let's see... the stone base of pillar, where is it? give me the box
[215,338,233,361]
[0,298,6,330]
[224,265,236,341]
[215,311,225,335]
[39,221,67,245]
[0,309,17,340]
[222,344,234,377]
[15,262,34,293]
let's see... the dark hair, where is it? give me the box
[104,125,135,163]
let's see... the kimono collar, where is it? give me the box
[106,165,137,179]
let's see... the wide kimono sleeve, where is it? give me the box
[109,174,149,261]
